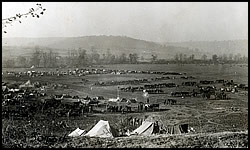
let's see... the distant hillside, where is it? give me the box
[2,36,192,59]
[2,36,248,60]
[164,40,248,57]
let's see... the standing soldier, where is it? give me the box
[143,89,149,103]
[153,121,159,134]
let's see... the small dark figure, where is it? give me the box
[153,121,159,134]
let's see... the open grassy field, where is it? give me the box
[2,64,248,147]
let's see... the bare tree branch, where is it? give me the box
[2,3,46,33]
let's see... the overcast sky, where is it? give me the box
[2,2,248,42]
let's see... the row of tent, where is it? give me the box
[68,119,189,138]
[68,120,116,138]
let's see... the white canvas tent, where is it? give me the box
[130,115,188,136]
[108,97,120,102]
[68,128,85,137]
[84,120,114,138]
[166,124,189,135]
[19,80,35,89]
[166,125,182,135]
[131,121,154,136]
[2,86,8,92]
[130,115,168,136]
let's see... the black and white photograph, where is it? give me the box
[2,2,248,148]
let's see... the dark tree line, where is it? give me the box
[3,47,59,68]
[2,48,248,68]
[210,53,248,64]
[2,47,141,68]
[64,48,139,67]
[170,53,248,64]
[174,53,195,63]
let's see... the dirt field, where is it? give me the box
[2,64,248,148]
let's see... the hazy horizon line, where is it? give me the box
[2,34,248,43]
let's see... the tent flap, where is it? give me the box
[68,128,85,137]
[131,121,154,136]
[84,120,114,138]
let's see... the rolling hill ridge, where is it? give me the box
[2,35,248,59]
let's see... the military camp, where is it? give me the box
[2,2,248,148]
